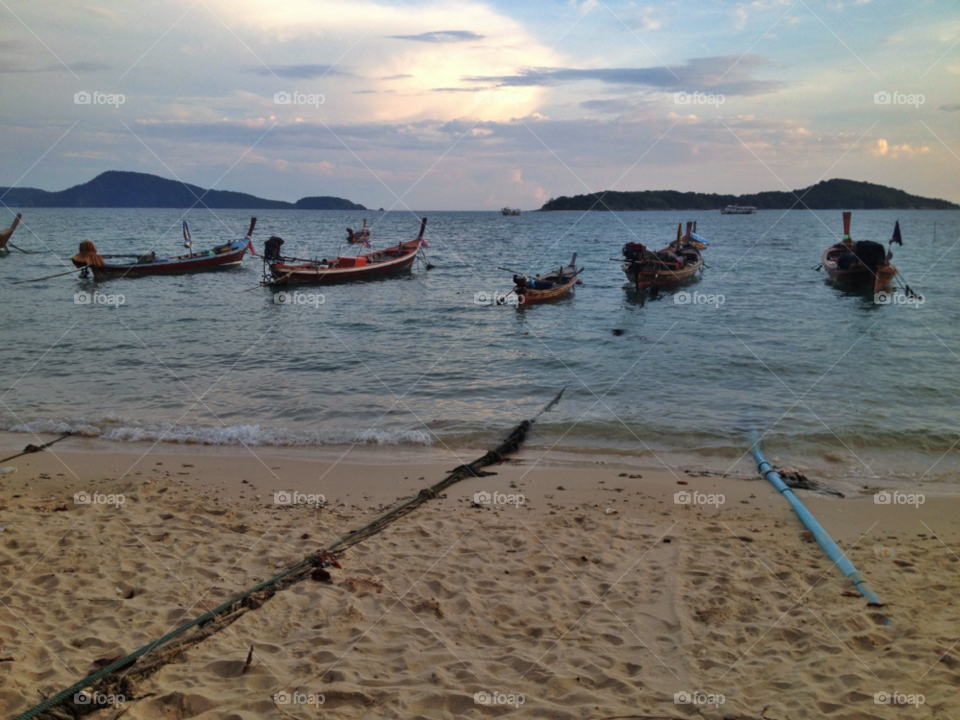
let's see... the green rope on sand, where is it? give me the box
[15,389,563,720]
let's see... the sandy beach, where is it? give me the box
[1,431,957,719]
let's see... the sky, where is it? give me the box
[0,0,958,210]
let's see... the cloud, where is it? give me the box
[388,31,484,43]
[463,55,785,96]
[869,139,930,158]
[0,60,110,74]
[246,64,347,79]
[207,0,556,122]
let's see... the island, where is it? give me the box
[539,179,958,211]
[0,171,366,210]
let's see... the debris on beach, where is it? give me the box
[873,545,894,559]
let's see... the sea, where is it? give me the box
[1,207,958,482]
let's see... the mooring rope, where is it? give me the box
[16,389,564,720]
[0,433,73,465]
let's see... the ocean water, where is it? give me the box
[1,207,958,478]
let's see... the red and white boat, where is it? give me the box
[266,218,429,285]
[72,218,256,279]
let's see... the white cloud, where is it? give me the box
[869,139,930,158]
[206,0,559,122]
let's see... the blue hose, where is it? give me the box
[751,433,879,603]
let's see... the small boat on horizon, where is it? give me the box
[820,211,899,292]
[621,221,706,291]
[71,218,256,278]
[510,253,582,304]
[721,205,757,214]
[265,218,429,285]
[501,207,521,216]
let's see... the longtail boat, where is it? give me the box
[621,221,705,290]
[71,218,256,279]
[0,213,22,256]
[820,212,899,292]
[511,253,582,304]
[346,219,370,244]
[265,218,428,285]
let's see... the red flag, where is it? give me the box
[247,240,256,255]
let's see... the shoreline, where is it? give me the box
[2,429,955,498]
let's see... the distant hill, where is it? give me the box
[0,171,366,210]
[539,179,959,211]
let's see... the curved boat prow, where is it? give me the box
[0,213,22,251]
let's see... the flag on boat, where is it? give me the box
[182,220,192,249]
[362,238,371,248]
[419,238,429,248]
[244,216,257,254]
[891,220,902,246]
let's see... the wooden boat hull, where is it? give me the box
[622,258,702,289]
[516,277,577,304]
[821,247,897,292]
[72,241,248,278]
[270,240,420,284]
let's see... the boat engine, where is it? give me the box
[854,240,886,269]
[264,236,285,262]
[622,242,646,262]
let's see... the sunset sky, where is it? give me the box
[1,0,957,209]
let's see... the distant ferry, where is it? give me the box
[501,207,521,216]
[721,205,757,214]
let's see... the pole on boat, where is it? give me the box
[10,267,85,285]
[750,432,879,604]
